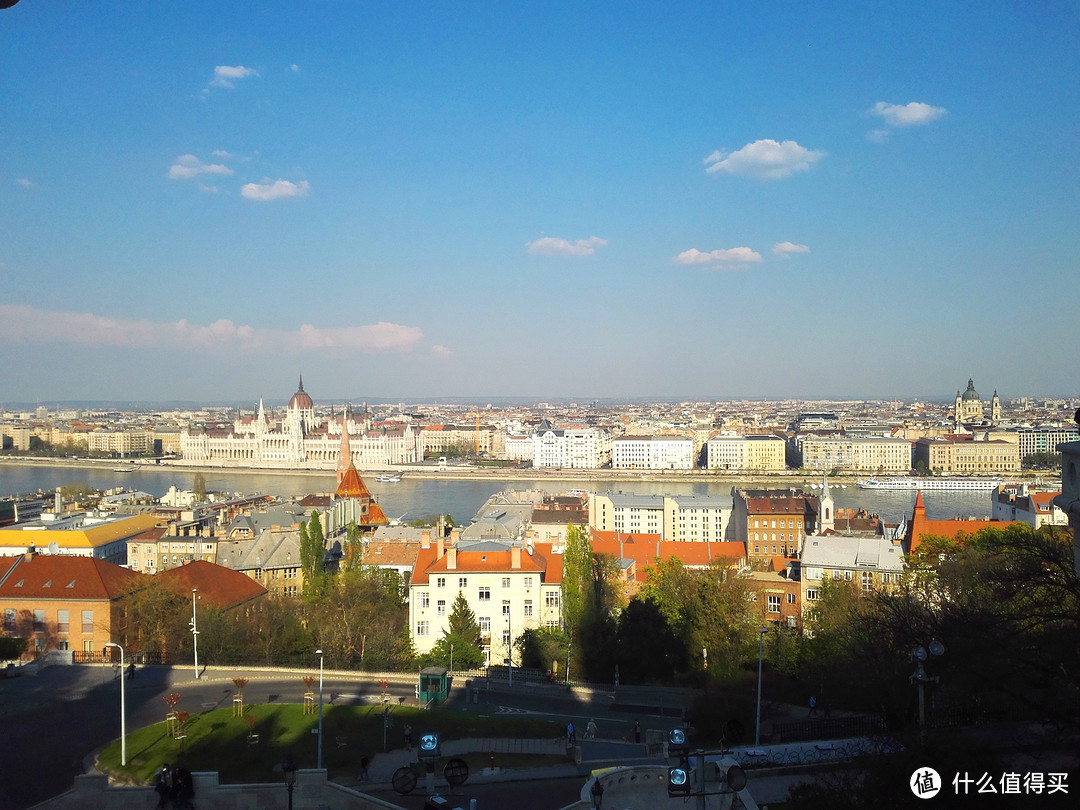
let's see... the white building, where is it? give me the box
[532,421,612,469]
[798,436,912,473]
[706,434,787,472]
[408,536,563,663]
[180,378,420,470]
[590,492,732,542]
[612,435,694,470]
[991,485,1067,529]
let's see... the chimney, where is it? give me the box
[511,546,521,569]
[450,529,461,544]
[437,537,445,560]
[421,530,431,548]
[446,547,457,570]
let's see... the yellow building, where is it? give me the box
[914,436,1020,474]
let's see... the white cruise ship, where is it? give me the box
[856,477,1004,491]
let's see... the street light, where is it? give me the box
[315,649,324,770]
[190,588,199,679]
[507,609,513,688]
[911,639,946,730]
[281,750,298,810]
[754,627,768,750]
[103,642,126,766]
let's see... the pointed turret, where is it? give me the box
[336,407,353,487]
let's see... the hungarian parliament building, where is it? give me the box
[179,377,419,470]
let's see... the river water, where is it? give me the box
[0,463,1007,525]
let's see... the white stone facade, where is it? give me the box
[612,435,694,470]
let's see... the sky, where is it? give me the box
[2,1,1078,405]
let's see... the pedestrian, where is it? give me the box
[586,719,598,740]
[808,696,818,717]
[403,723,413,751]
[567,722,576,745]
[153,763,172,809]
[172,764,194,810]
[127,661,135,680]
[358,756,370,782]
[633,719,641,743]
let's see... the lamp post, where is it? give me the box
[104,642,126,766]
[281,750,297,810]
[754,627,768,749]
[507,610,513,688]
[190,588,199,679]
[911,639,945,734]
[316,649,324,769]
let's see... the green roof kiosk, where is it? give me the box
[418,666,450,706]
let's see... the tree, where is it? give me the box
[517,626,569,677]
[309,565,411,669]
[341,521,364,571]
[299,511,327,597]
[192,473,207,501]
[614,597,680,683]
[120,579,190,662]
[0,635,28,660]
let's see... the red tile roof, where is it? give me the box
[155,559,267,610]
[0,554,143,600]
[904,490,1014,554]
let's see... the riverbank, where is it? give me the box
[0,455,865,488]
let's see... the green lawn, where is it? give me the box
[98,703,563,784]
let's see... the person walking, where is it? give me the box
[126,661,135,680]
[808,696,818,717]
[567,722,576,745]
[586,719,598,740]
[153,763,172,809]
[403,723,413,751]
[633,719,642,743]
[358,756,371,782]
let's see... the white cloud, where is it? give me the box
[241,179,310,201]
[212,149,234,159]
[168,154,234,180]
[211,65,260,88]
[430,345,454,358]
[0,305,426,355]
[773,241,810,258]
[16,178,33,188]
[675,247,763,266]
[526,236,608,257]
[867,129,891,144]
[196,183,221,194]
[289,64,300,73]
[869,101,947,127]
[705,139,825,180]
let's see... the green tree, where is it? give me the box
[341,521,364,571]
[517,626,569,677]
[192,472,207,501]
[0,635,28,660]
[309,565,411,669]
[299,511,327,597]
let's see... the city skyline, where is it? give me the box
[2,2,1078,403]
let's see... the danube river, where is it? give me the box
[0,462,1008,525]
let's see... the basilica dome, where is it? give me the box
[961,378,980,401]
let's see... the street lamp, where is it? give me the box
[103,642,126,766]
[315,649,324,770]
[507,609,513,688]
[281,750,298,810]
[911,639,946,730]
[754,627,768,750]
[190,588,199,679]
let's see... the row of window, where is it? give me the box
[433,576,534,590]
[418,592,558,610]
[4,608,93,634]
[753,519,802,529]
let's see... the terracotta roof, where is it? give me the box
[589,530,744,581]
[0,554,143,600]
[903,490,1015,553]
[155,559,266,610]
[335,465,373,499]
[361,541,421,568]
[411,541,561,585]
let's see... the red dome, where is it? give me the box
[289,375,314,410]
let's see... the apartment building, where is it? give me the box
[706,434,786,472]
[798,436,912,473]
[532,423,612,469]
[730,488,819,561]
[913,436,1021,474]
[991,485,1066,529]
[800,535,905,613]
[409,536,563,664]
[612,435,694,470]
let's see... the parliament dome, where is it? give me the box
[289,375,314,410]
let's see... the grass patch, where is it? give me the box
[98,703,562,784]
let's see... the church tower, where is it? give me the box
[991,390,1001,422]
[818,474,835,535]
[336,407,352,487]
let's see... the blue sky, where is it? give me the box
[2,1,1078,404]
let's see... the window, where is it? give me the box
[502,630,511,649]
[3,608,14,631]
[416,621,429,637]
[478,586,491,602]
[458,577,468,589]
[33,609,45,632]
[57,610,69,633]
[419,592,430,609]
[787,593,796,604]
[479,617,491,634]
[861,571,873,592]
[436,577,446,588]
[832,570,842,580]
[82,610,93,633]
[767,595,781,613]
[844,570,852,581]
[501,577,511,588]
[806,588,819,600]
[437,599,446,617]
[502,600,510,617]
[881,572,893,584]
[523,600,533,617]
[523,577,533,589]
[545,592,560,609]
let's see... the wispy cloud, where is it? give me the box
[675,247,763,267]
[430,345,454,358]
[705,139,825,180]
[16,178,33,188]
[526,236,608,257]
[210,65,260,88]
[241,179,310,201]
[869,101,947,127]
[0,305,427,355]
[867,129,891,144]
[289,64,300,73]
[168,154,234,180]
[773,241,810,258]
